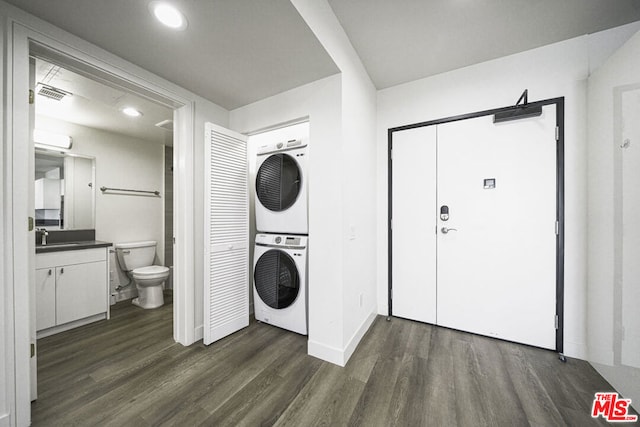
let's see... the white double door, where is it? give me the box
[392,105,558,350]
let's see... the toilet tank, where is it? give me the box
[114,241,157,271]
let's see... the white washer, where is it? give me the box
[255,138,308,234]
[253,233,307,335]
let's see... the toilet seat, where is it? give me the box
[132,265,170,281]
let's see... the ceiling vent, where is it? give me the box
[36,83,72,101]
[155,119,174,132]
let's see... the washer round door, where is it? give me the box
[254,249,300,309]
[256,153,302,212]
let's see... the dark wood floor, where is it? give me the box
[32,293,625,426]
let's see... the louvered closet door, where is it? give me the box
[204,123,249,345]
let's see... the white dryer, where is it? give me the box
[253,233,307,335]
[255,138,308,234]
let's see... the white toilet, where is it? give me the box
[114,241,170,309]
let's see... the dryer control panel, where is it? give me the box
[256,138,308,155]
[255,233,307,249]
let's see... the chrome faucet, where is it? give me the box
[37,228,49,245]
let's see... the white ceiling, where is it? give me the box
[7,0,640,110]
[35,59,174,143]
[6,0,340,110]
[327,0,640,89]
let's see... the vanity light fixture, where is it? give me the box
[149,2,188,30]
[121,107,143,117]
[33,129,72,151]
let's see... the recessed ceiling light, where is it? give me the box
[149,2,188,30]
[122,107,143,117]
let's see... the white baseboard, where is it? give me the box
[195,324,203,341]
[343,311,377,363]
[308,340,346,366]
[308,310,377,367]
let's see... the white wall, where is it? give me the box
[290,0,378,365]
[587,27,640,408]
[376,22,640,360]
[339,63,378,360]
[36,116,166,300]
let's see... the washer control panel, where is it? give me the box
[256,233,307,248]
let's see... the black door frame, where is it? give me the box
[387,97,565,355]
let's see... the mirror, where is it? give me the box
[35,149,95,230]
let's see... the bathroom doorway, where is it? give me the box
[6,21,202,423]
[30,56,177,400]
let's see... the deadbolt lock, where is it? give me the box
[440,205,449,221]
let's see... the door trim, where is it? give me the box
[387,97,565,354]
[6,16,197,424]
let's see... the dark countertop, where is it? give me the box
[36,240,112,254]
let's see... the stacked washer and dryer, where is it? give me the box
[253,138,309,335]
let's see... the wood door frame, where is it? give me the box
[387,97,565,354]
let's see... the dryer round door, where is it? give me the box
[256,153,302,212]
[254,249,300,309]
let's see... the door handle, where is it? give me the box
[441,227,458,234]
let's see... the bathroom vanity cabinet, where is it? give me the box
[35,246,110,337]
